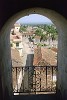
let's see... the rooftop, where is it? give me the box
[41,48,57,66]
[33,47,57,66]
[11,48,22,67]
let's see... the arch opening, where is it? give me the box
[11,14,58,95]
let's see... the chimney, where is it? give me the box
[33,46,42,66]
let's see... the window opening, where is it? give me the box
[10,14,58,95]
[16,42,19,47]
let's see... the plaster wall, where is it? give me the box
[0,25,13,100]
[14,27,20,33]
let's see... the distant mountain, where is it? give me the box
[20,22,53,26]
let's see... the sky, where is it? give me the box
[16,14,53,24]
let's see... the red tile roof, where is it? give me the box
[33,47,57,66]
[51,47,58,52]
[41,47,57,66]
[11,48,22,67]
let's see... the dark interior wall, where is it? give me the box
[0,75,3,100]
[0,0,66,30]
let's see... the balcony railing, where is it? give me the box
[12,66,57,94]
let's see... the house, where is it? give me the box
[10,33,23,56]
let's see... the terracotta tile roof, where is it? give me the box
[38,59,50,66]
[14,23,20,27]
[11,48,22,67]
[51,47,58,52]
[41,47,57,66]
[33,46,57,66]
[10,34,22,42]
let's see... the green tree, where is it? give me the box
[19,25,27,32]
[43,25,58,44]
[35,27,48,42]
[40,34,48,42]
[35,28,42,36]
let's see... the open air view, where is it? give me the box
[10,14,58,95]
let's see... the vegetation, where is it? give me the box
[44,25,58,41]
[20,24,58,42]
[19,25,27,32]
[37,43,47,47]
[34,24,58,42]
[35,28,42,36]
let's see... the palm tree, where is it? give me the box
[44,25,58,45]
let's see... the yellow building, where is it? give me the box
[10,23,23,57]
